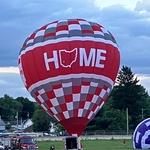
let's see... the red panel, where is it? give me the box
[64,95,72,103]
[56,25,68,32]
[46,91,55,99]
[60,103,67,111]
[72,86,81,93]
[44,32,56,38]
[52,84,62,89]
[86,94,94,101]
[47,108,54,116]
[59,112,65,120]
[73,109,78,117]
[68,20,80,25]
[45,100,53,108]
[82,30,94,34]
[35,97,42,105]
[95,87,102,96]
[60,117,89,136]
[79,101,86,109]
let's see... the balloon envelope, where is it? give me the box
[18,18,120,136]
[133,118,150,149]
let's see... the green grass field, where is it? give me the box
[37,139,135,150]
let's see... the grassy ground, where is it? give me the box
[37,139,134,150]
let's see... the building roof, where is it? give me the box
[0,119,6,126]
[11,119,33,130]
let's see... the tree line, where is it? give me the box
[0,66,149,133]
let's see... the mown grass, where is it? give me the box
[37,139,135,150]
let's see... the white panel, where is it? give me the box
[37,95,44,103]
[66,102,73,110]
[88,111,93,119]
[26,39,34,45]
[145,121,150,126]
[73,94,80,101]
[50,107,57,115]
[38,89,45,94]
[63,111,69,119]
[41,104,47,111]
[91,95,98,103]
[62,82,72,87]
[99,89,106,98]
[51,98,59,106]
[94,31,103,35]
[90,82,98,87]
[53,115,60,121]
[94,106,99,114]
[69,24,81,30]
[81,85,89,93]
[54,88,64,97]
[35,30,45,37]
[56,30,69,35]
[46,23,57,29]
[78,109,83,117]
[79,21,90,25]
[84,101,91,109]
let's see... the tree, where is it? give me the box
[55,124,65,134]
[104,108,128,131]
[5,123,11,130]
[86,106,106,130]
[111,66,150,129]
[15,97,35,119]
[86,95,129,131]
[32,106,54,132]
[0,94,23,121]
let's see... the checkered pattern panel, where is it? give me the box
[31,76,113,122]
[19,19,118,54]
[133,118,150,149]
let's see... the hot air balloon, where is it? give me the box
[18,18,120,136]
[133,118,150,149]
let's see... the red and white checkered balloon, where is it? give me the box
[18,19,120,136]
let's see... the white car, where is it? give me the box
[0,145,4,150]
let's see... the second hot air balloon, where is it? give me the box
[133,118,150,149]
[18,18,120,136]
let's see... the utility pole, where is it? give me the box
[27,112,29,119]
[16,111,18,131]
[142,108,144,119]
[21,117,22,131]
[126,108,129,135]
[0,115,1,125]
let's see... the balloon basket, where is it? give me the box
[62,136,83,150]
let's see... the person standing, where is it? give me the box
[123,139,126,147]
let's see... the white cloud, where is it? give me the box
[138,74,150,94]
[135,0,150,12]
[0,72,34,100]
[0,79,9,85]
[94,0,140,10]
[0,67,19,73]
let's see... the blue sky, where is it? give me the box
[0,0,150,100]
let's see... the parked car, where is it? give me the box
[0,145,4,150]
[2,130,8,133]
[43,133,57,136]
[13,129,24,133]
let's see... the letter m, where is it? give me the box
[80,48,96,66]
